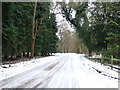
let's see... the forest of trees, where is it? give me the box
[60,2,120,59]
[2,1,120,61]
[2,2,58,60]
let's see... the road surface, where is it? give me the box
[0,53,118,88]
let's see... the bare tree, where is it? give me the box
[57,31,89,54]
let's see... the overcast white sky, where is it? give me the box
[52,0,100,37]
[52,2,76,35]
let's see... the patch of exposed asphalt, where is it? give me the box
[44,62,60,71]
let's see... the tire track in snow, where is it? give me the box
[0,56,64,88]
[0,53,118,88]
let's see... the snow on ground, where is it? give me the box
[0,55,59,81]
[0,53,119,88]
[80,55,118,79]
[47,53,118,88]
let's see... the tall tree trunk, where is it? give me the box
[31,1,37,58]
[31,19,38,58]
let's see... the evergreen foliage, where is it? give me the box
[61,2,120,58]
[2,2,58,59]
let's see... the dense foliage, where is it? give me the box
[61,2,120,58]
[2,2,58,59]
[2,2,120,60]
[90,2,120,58]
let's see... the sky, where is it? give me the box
[52,1,96,35]
[51,2,76,35]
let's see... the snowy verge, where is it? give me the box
[80,56,119,80]
[0,55,60,81]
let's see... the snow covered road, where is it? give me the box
[0,53,118,88]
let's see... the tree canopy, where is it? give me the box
[2,2,58,59]
[60,2,120,58]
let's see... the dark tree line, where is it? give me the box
[60,2,120,58]
[2,2,58,60]
[2,2,120,60]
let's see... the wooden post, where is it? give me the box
[111,55,113,70]
[95,54,96,62]
[101,57,103,65]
